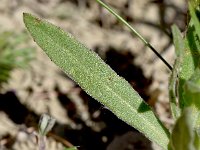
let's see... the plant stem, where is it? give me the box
[38,135,46,150]
[96,0,173,71]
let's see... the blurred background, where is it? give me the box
[0,0,187,149]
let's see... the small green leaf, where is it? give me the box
[194,131,200,149]
[169,25,183,119]
[23,13,169,149]
[183,68,200,131]
[39,114,56,136]
[189,0,200,10]
[189,3,200,40]
[178,7,200,109]
[184,68,200,109]
[0,31,35,86]
[172,25,185,57]
[170,107,197,150]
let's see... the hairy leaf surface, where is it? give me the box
[23,13,169,149]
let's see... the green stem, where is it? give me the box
[96,0,173,71]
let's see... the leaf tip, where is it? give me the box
[23,12,29,17]
[23,13,42,27]
[23,12,31,22]
[23,13,32,27]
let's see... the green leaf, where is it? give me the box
[184,68,200,131]
[194,131,200,149]
[170,107,197,150]
[23,13,169,149]
[39,114,56,136]
[177,6,200,109]
[189,3,200,40]
[189,0,200,10]
[169,25,183,119]
[172,25,185,57]
[182,68,200,150]
[0,31,35,86]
